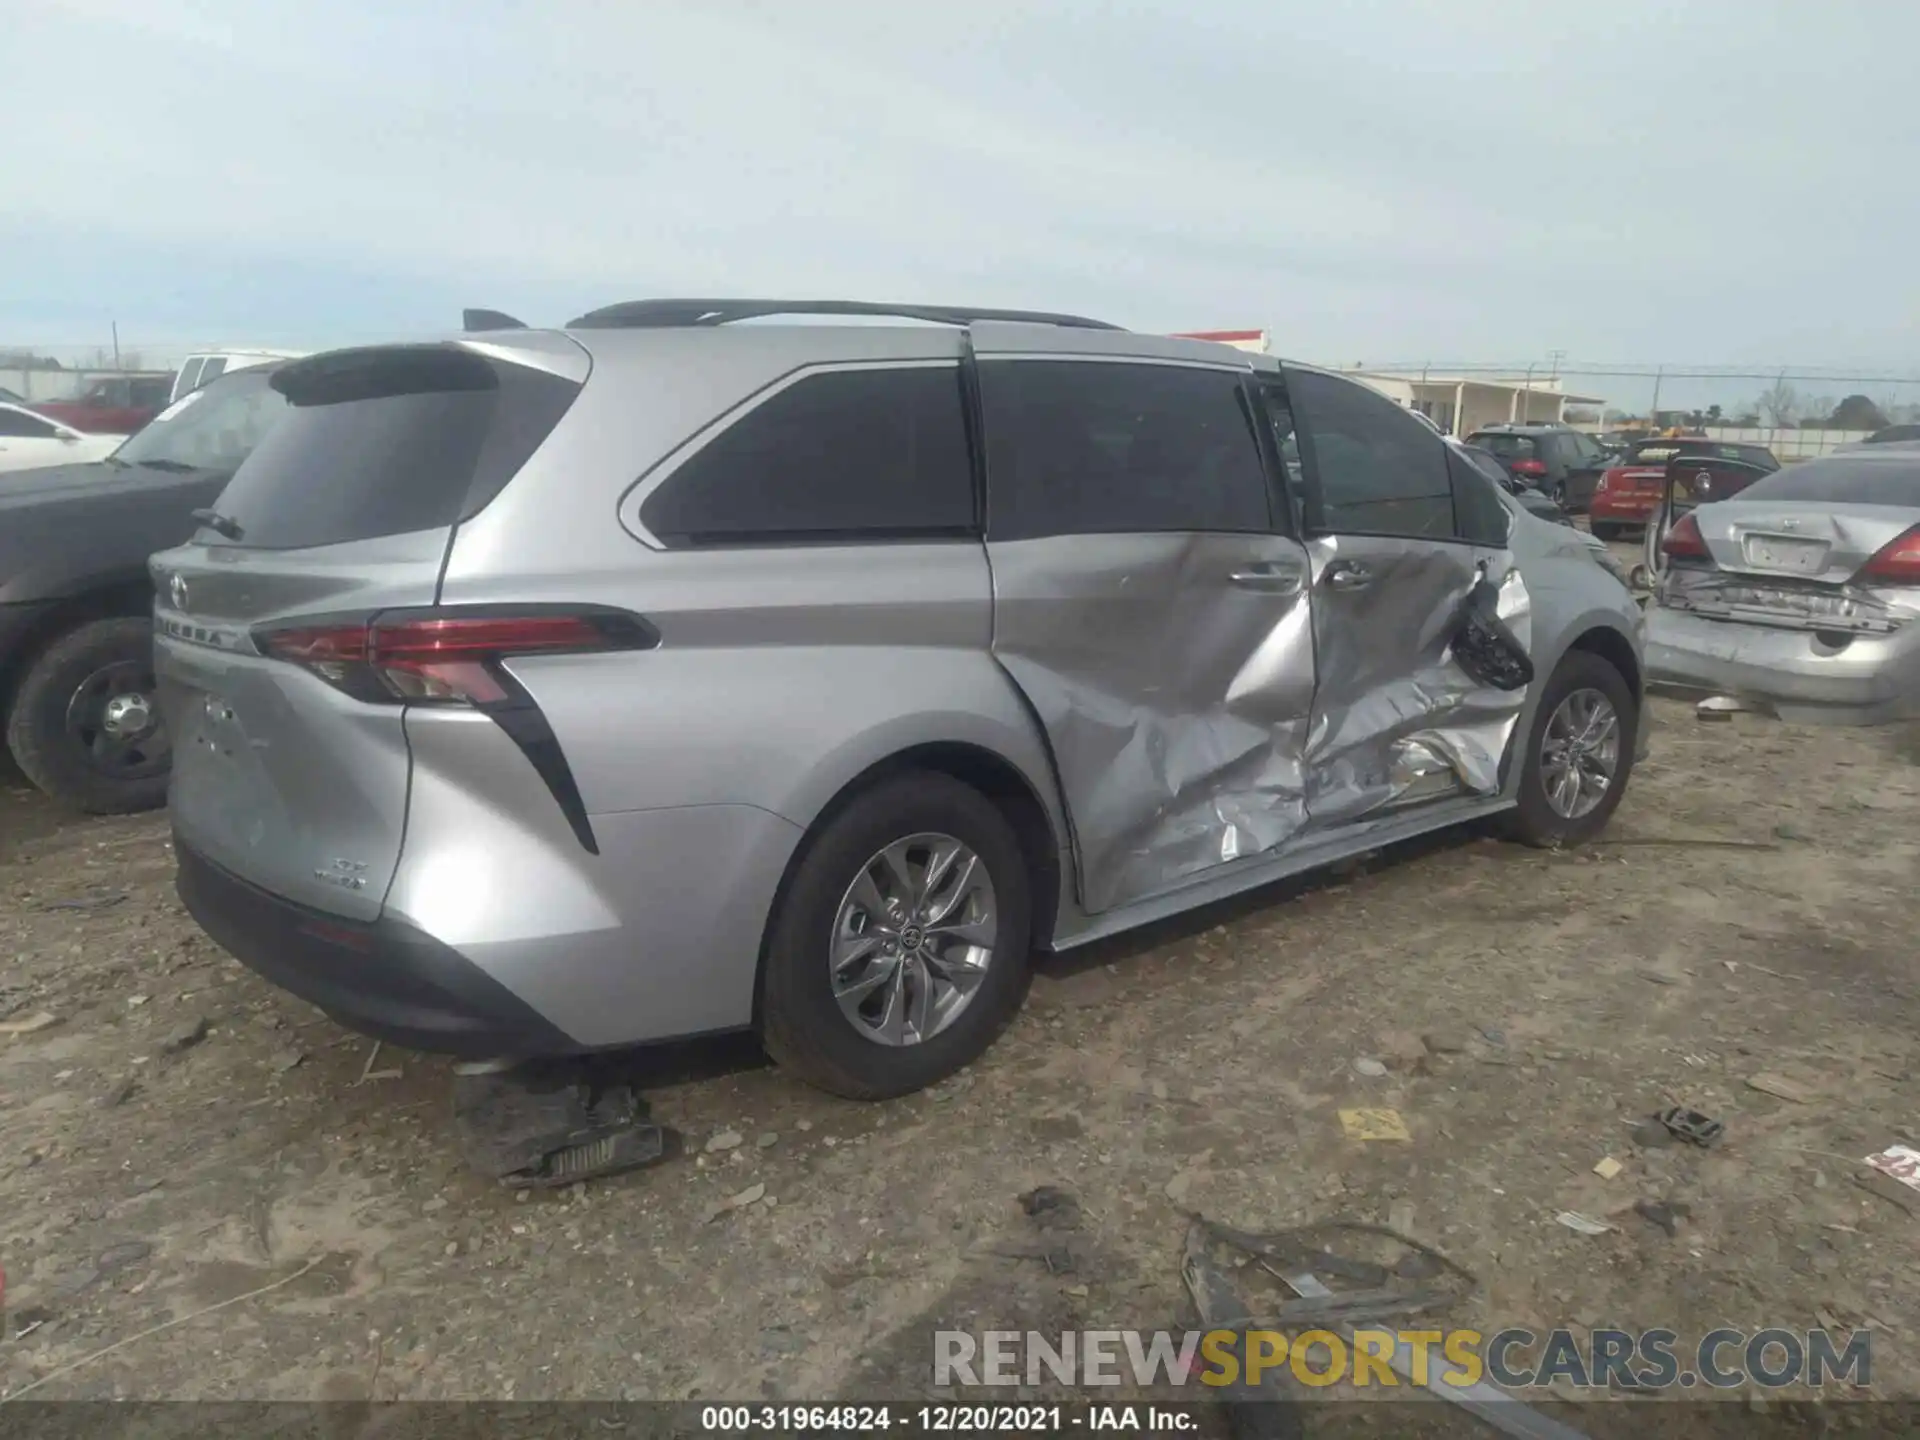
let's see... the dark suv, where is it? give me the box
[1463,425,1611,512]
[1,368,288,811]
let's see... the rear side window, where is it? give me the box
[212,348,580,550]
[1291,368,1455,538]
[197,358,228,386]
[176,359,205,396]
[979,360,1270,540]
[1447,447,1512,546]
[1734,457,1920,508]
[641,366,974,547]
[1737,445,1780,471]
[1470,433,1539,460]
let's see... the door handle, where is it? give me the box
[1323,561,1373,591]
[1228,562,1304,594]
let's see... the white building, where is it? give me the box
[1344,369,1607,438]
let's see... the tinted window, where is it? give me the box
[642,366,974,547]
[1291,368,1454,538]
[116,370,286,473]
[1733,457,1920,508]
[132,377,173,406]
[211,349,579,550]
[980,360,1268,540]
[176,359,205,395]
[197,358,228,386]
[1736,445,1780,471]
[1448,447,1511,546]
[0,409,57,439]
[1469,433,1539,461]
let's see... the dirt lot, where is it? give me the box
[4,695,1920,1416]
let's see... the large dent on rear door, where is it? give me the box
[1300,543,1534,827]
[990,535,1317,915]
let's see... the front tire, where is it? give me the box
[1504,651,1637,848]
[1589,520,1623,542]
[5,617,171,815]
[760,771,1034,1100]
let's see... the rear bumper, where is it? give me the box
[1588,494,1658,526]
[175,838,580,1058]
[1644,606,1920,724]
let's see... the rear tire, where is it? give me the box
[5,618,171,815]
[760,771,1034,1100]
[1504,650,1637,849]
[1589,520,1622,541]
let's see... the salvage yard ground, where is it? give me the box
[4,693,1920,1418]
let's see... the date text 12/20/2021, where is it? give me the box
[699,1404,1195,1432]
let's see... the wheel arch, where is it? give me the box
[0,578,154,725]
[752,733,1070,1028]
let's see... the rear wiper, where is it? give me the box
[190,508,245,541]
[135,458,194,473]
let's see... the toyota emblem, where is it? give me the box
[169,573,190,610]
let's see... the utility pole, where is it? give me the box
[111,321,121,368]
[1649,366,1664,429]
[1547,348,1566,380]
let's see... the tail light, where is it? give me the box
[254,607,658,857]
[1661,513,1710,563]
[1860,526,1920,585]
[1510,459,1548,479]
[1596,468,1625,495]
[256,609,658,708]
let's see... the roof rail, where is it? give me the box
[564,298,1124,331]
[463,308,527,332]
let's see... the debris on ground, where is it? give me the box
[1554,1211,1614,1236]
[269,1048,305,1074]
[706,1129,744,1153]
[37,892,127,912]
[1352,1057,1387,1078]
[1697,695,1751,721]
[1592,1156,1624,1180]
[706,1183,766,1223]
[1652,1106,1725,1149]
[1181,1216,1556,1440]
[0,1010,61,1036]
[1633,1199,1691,1238]
[1864,1145,1920,1194]
[158,1017,210,1055]
[1338,1108,1411,1141]
[1746,1072,1816,1104]
[452,1062,671,1189]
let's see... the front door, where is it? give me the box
[1284,366,1529,827]
[974,338,1317,914]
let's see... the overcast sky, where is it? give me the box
[5,0,1916,396]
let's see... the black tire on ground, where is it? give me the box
[4,617,170,815]
[1589,520,1623,541]
[760,770,1034,1100]
[1503,649,1638,849]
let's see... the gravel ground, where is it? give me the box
[4,683,1919,1424]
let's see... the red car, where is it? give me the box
[1588,437,1779,540]
[32,373,177,435]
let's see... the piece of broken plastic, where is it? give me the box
[452,1064,670,1187]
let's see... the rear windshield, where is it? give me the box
[1469,434,1538,459]
[1625,439,1768,467]
[210,347,579,550]
[1733,456,1920,508]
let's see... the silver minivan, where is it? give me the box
[153,300,1646,1098]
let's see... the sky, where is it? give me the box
[3,0,1917,413]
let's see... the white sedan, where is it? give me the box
[0,402,126,475]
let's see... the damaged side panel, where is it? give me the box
[987,532,1317,915]
[987,532,1535,917]
[1301,536,1535,828]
